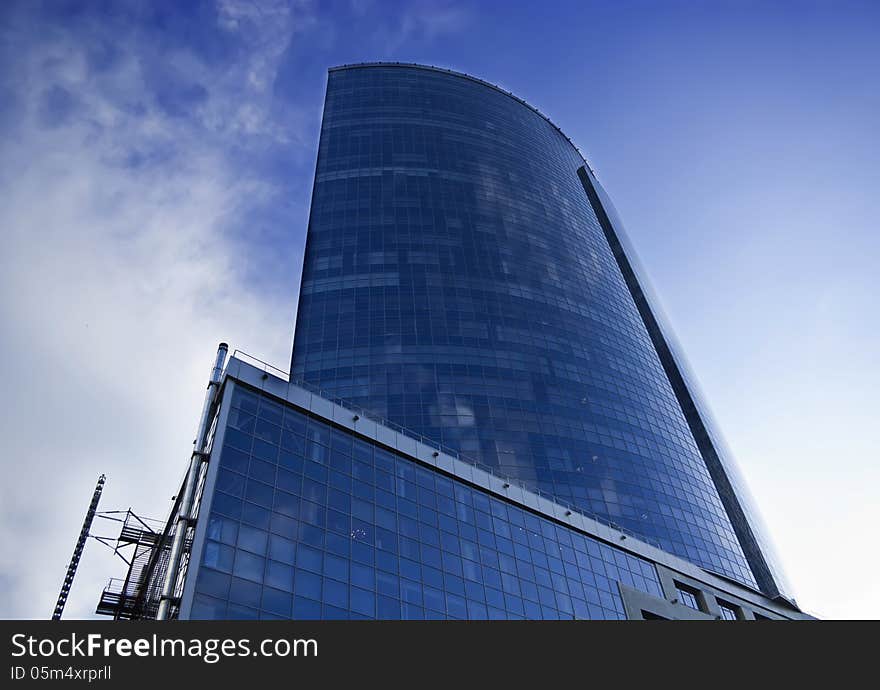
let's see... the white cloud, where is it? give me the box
[209,1,318,142]
[373,0,470,56]
[0,2,307,619]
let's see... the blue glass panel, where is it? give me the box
[241,501,270,530]
[293,596,321,620]
[232,550,265,583]
[268,534,296,565]
[191,594,226,620]
[227,604,259,620]
[231,388,259,415]
[228,577,261,609]
[350,587,374,617]
[294,569,321,600]
[261,587,292,617]
[195,567,230,600]
[202,540,234,573]
[237,525,268,555]
[264,560,294,592]
[206,514,239,546]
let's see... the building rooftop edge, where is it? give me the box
[328,61,595,176]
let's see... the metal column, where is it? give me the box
[156,342,228,620]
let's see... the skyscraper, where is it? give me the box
[290,63,783,594]
[98,63,808,621]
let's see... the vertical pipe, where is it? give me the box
[52,474,106,620]
[156,343,227,620]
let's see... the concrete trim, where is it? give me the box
[655,564,786,621]
[619,583,714,621]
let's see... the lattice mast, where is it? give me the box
[52,473,106,620]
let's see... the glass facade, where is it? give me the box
[290,64,756,586]
[189,385,664,620]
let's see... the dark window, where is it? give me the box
[675,583,701,611]
[718,601,740,620]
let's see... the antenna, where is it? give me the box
[52,473,106,620]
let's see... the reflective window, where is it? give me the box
[719,603,739,621]
[675,584,701,611]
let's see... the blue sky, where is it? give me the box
[1,0,877,619]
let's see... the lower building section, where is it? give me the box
[97,352,811,620]
[189,385,662,620]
